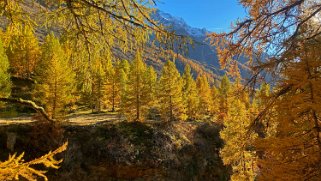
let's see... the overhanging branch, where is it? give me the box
[0,97,54,122]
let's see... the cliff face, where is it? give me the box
[0,121,230,181]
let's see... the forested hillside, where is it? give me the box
[0,0,321,180]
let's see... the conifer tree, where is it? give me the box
[196,74,213,118]
[144,66,158,108]
[118,68,129,117]
[257,83,270,107]
[182,65,199,120]
[122,50,148,121]
[255,38,321,180]
[119,59,130,75]
[141,66,158,119]
[6,25,40,78]
[218,75,231,121]
[158,61,186,121]
[220,75,258,180]
[91,56,106,113]
[0,39,11,98]
[33,33,75,119]
[103,59,118,112]
[103,59,131,113]
[254,83,275,136]
[220,99,257,181]
[113,59,130,115]
[210,86,220,117]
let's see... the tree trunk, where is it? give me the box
[169,95,173,121]
[53,79,57,119]
[112,79,115,112]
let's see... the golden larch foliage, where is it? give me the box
[0,142,68,181]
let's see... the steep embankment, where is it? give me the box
[0,121,230,180]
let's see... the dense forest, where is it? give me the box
[0,0,321,180]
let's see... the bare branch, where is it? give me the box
[0,97,54,122]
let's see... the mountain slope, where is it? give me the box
[152,10,253,80]
[152,10,221,69]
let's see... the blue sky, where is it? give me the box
[156,0,247,32]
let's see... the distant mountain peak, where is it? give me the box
[153,10,209,38]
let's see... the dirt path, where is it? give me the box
[0,113,122,126]
[0,116,34,125]
[65,113,122,126]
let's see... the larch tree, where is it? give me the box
[254,83,275,137]
[158,61,186,121]
[220,98,257,181]
[255,37,321,180]
[33,33,75,119]
[117,59,130,99]
[257,83,270,106]
[108,59,131,114]
[196,74,213,118]
[91,55,107,113]
[143,66,158,109]
[103,59,118,112]
[122,50,148,121]
[220,75,258,180]
[218,75,231,122]
[210,85,220,118]
[210,1,321,179]
[182,65,199,120]
[5,24,40,78]
[119,59,131,75]
[2,24,40,103]
[118,67,129,117]
[0,39,11,99]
